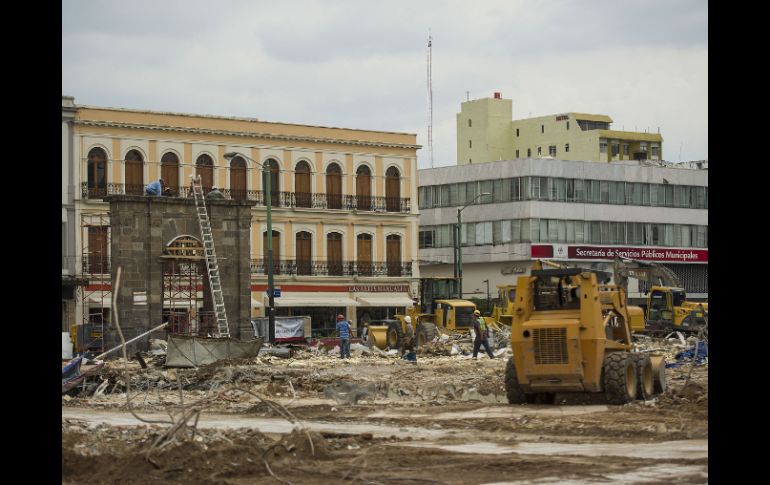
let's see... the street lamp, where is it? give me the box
[482,279,490,314]
[455,192,492,299]
[223,151,275,344]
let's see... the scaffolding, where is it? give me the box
[162,236,218,337]
[79,212,111,355]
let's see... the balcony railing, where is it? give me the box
[81,183,411,212]
[250,259,412,277]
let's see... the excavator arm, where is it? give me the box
[533,259,571,271]
[613,256,681,293]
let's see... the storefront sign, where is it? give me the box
[348,285,410,293]
[531,244,707,262]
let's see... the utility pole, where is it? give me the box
[427,30,434,169]
[454,192,492,300]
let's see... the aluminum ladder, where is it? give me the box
[190,175,229,338]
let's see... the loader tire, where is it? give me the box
[505,358,535,404]
[387,321,403,350]
[653,360,667,395]
[631,353,654,401]
[602,352,638,405]
[415,322,438,348]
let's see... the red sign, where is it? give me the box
[530,245,553,258]
[531,245,707,263]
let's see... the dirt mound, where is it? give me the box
[270,426,331,460]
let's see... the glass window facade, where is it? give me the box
[418,176,707,210]
[418,218,707,249]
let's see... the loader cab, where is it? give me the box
[434,300,476,330]
[497,286,516,307]
[532,271,582,311]
[419,278,460,313]
[492,285,518,324]
[671,289,687,307]
[647,289,674,323]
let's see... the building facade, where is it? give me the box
[457,93,663,165]
[62,96,82,334]
[418,158,707,305]
[68,100,421,346]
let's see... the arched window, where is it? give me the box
[196,154,214,193]
[356,165,372,211]
[326,163,342,209]
[385,166,401,212]
[263,230,281,276]
[87,147,107,198]
[327,232,343,276]
[161,152,180,192]
[264,159,280,207]
[296,231,312,275]
[229,156,247,200]
[124,150,144,195]
[295,161,312,208]
[386,234,402,276]
[357,234,372,276]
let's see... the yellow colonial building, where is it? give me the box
[70,100,421,338]
[457,93,663,165]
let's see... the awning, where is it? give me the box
[251,298,263,308]
[356,293,415,308]
[272,292,359,308]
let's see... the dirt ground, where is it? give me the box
[62,338,708,484]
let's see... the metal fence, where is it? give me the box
[81,183,411,212]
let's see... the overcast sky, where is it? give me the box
[62,0,707,168]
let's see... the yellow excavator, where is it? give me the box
[612,256,708,334]
[367,278,478,350]
[504,264,666,404]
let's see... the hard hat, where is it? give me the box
[337,314,345,320]
[474,310,481,316]
[211,185,218,190]
[404,316,411,323]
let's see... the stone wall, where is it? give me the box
[107,195,256,351]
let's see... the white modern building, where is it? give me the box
[418,158,708,305]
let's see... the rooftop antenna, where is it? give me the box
[466,91,469,101]
[427,30,434,168]
[679,141,683,162]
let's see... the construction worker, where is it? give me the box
[401,316,416,360]
[206,186,225,199]
[336,314,351,359]
[359,322,369,345]
[145,178,164,196]
[472,310,494,359]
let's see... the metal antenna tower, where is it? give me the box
[427,30,434,168]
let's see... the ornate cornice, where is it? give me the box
[74,120,422,150]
